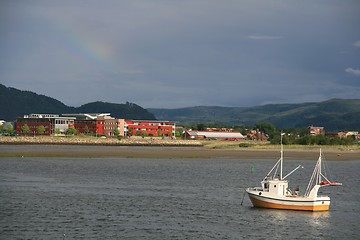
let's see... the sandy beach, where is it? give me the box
[1,145,359,160]
[1,136,359,160]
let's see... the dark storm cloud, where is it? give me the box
[1,0,359,108]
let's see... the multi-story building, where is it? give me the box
[15,113,174,138]
[62,113,100,136]
[97,115,125,138]
[15,114,75,136]
[63,113,125,138]
[125,120,175,138]
[63,113,102,136]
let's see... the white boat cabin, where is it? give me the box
[261,176,289,196]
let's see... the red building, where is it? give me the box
[97,116,125,137]
[15,114,75,136]
[125,120,175,138]
[64,113,109,137]
[16,117,51,135]
[15,113,174,138]
[308,126,325,135]
[74,119,98,135]
[63,113,125,138]
[63,113,101,136]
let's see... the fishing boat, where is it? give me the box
[246,133,341,211]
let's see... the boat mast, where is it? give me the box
[305,149,322,196]
[280,131,284,180]
[318,148,322,184]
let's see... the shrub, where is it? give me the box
[239,143,250,148]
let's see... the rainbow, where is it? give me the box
[49,14,113,71]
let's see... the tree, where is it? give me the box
[136,131,147,137]
[113,128,120,136]
[37,125,46,135]
[6,124,14,135]
[55,128,61,135]
[21,124,30,136]
[175,129,182,138]
[233,126,247,135]
[296,135,315,145]
[315,134,328,145]
[84,125,90,135]
[128,128,133,136]
[255,122,276,135]
[196,123,206,131]
[66,127,77,136]
[342,136,355,145]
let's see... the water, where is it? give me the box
[0,146,359,239]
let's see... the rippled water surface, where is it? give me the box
[0,146,359,239]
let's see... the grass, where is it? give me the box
[201,140,360,151]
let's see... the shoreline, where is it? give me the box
[1,146,359,161]
[1,136,359,160]
[0,136,202,147]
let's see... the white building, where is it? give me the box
[185,130,244,140]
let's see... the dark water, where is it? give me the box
[0,146,359,239]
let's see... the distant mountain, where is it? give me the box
[0,84,72,121]
[2,83,359,131]
[148,99,360,131]
[76,101,155,120]
[0,84,156,121]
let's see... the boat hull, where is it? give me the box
[247,191,330,211]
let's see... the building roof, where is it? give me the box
[187,131,244,139]
[62,113,110,120]
[23,114,75,120]
[126,120,175,125]
[308,126,324,130]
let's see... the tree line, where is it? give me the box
[184,122,358,146]
[1,121,358,145]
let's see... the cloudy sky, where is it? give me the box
[1,0,359,108]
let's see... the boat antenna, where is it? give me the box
[318,148,322,184]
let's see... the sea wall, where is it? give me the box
[0,136,203,147]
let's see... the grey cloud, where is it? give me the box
[345,68,360,76]
[246,35,283,40]
[1,0,360,108]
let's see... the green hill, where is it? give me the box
[77,101,155,120]
[0,84,156,121]
[148,99,360,131]
[2,84,359,131]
